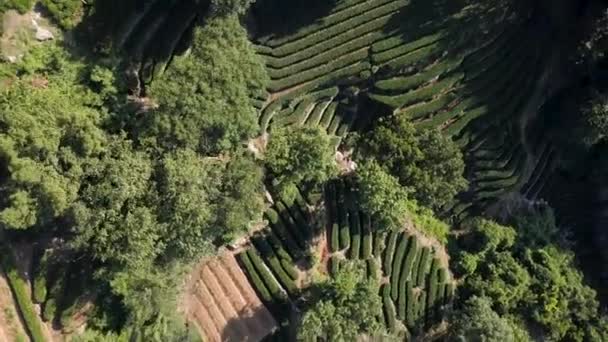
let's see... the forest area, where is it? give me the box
[0,0,607,341]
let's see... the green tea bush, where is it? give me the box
[238,252,273,302]
[1,250,46,342]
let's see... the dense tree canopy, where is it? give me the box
[265,126,338,202]
[137,15,269,155]
[451,296,531,342]
[354,159,449,242]
[357,115,467,212]
[454,215,608,341]
[297,262,384,341]
[0,45,107,231]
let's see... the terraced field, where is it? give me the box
[325,180,455,334]
[252,0,559,221]
[182,253,278,342]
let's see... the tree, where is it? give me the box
[354,160,449,241]
[455,217,608,341]
[139,15,269,155]
[357,115,467,212]
[451,296,530,342]
[354,160,410,230]
[511,203,558,249]
[70,137,161,269]
[40,0,83,29]
[157,148,265,259]
[522,247,605,341]
[0,45,107,230]
[297,262,384,341]
[265,126,338,202]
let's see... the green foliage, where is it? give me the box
[331,223,340,252]
[451,296,529,342]
[357,114,467,212]
[266,126,338,202]
[33,251,50,304]
[582,92,608,146]
[70,138,160,268]
[0,248,46,342]
[141,15,269,154]
[455,215,608,341]
[40,0,83,29]
[238,252,272,302]
[297,261,384,341]
[522,247,605,341]
[355,160,410,230]
[0,0,33,14]
[43,298,57,322]
[355,160,449,242]
[0,46,107,231]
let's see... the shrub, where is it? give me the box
[373,231,386,258]
[268,215,303,259]
[319,102,339,130]
[405,281,415,328]
[267,32,379,76]
[446,283,455,302]
[404,92,457,120]
[42,298,57,322]
[330,256,341,277]
[263,0,394,48]
[238,252,273,302]
[402,237,419,281]
[275,202,308,248]
[438,267,447,283]
[306,100,332,127]
[391,233,409,301]
[246,248,287,300]
[417,292,427,326]
[397,270,408,321]
[253,238,299,290]
[370,72,464,109]
[375,57,462,92]
[367,259,380,281]
[349,211,361,259]
[340,212,351,251]
[361,215,373,259]
[415,247,431,287]
[265,0,406,57]
[268,49,369,91]
[382,284,397,333]
[426,259,440,325]
[331,223,341,252]
[40,0,83,29]
[273,98,315,127]
[383,230,399,276]
[0,0,33,14]
[372,31,445,64]
[1,250,46,342]
[33,251,50,304]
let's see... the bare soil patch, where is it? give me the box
[180,252,278,342]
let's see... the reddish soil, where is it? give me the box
[181,252,278,342]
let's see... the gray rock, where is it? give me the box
[35,27,54,41]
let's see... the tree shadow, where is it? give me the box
[250,0,338,41]
[221,305,282,342]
